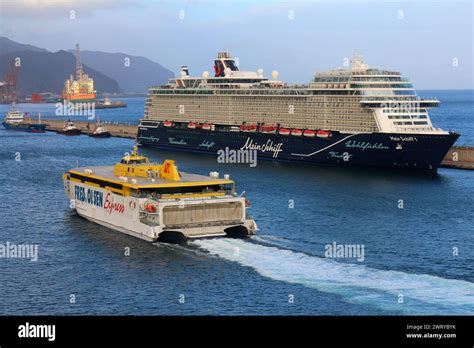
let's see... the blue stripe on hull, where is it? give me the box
[137,127,459,172]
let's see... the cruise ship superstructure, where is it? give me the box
[137,52,458,172]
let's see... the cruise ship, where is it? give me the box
[137,52,459,173]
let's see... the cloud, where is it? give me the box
[0,0,142,18]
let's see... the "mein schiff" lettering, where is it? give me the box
[240,138,284,158]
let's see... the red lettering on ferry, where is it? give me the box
[104,193,125,215]
[164,162,170,174]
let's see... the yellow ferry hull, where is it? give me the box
[64,175,257,243]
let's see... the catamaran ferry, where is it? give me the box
[137,52,458,173]
[63,146,257,243]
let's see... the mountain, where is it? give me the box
[0,37,173,95]
[0,50,121,96]
[0,36,47,55]
[76,50,174,94]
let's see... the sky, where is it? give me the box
[1,0,473,89]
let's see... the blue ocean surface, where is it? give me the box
[418,90,474,145]
[0,92,472,315]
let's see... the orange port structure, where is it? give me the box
[61,43,96,103]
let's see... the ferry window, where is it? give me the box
[128,159,148,164]
[141,184,230,196]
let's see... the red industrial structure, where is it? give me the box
[31,93,43,103]
[0,59,20,103]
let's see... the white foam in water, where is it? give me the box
[192,239,474,314]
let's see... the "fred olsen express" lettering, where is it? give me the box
[74,186,124,214]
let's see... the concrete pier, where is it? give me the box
[25,118,137,138]
[441,146,474,170]
[23,118,474,170]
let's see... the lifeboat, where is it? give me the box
[291,129,303,136]
[279,128,290,136]
[202,123,214,131]
[240,124,258,132]
[188,122,197,129]
[316,130,331,138]
[259,125,277,134]
[303,130,316,138]
[163,121,174,127]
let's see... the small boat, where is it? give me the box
[259,125,277,134]
[303,130,316,138]
[240,124,257,132]
[162,121,174,127]
[63,145,257,243]
[94,97,127,109]
[2,104,47,133]
[188,122,197,129]
[88,123,111,138]
[291,129,303,136]
[279,128,290,136]
[316,130,331,138]
[59,120,81,135]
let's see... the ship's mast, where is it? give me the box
[351,50,369,71]
[75,43,83,81]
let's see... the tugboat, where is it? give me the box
[2,103,47,133]
[88,122,111,138]
[58,120,81,135]
[63,145,257,243]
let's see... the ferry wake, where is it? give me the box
[63,146,257,243]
